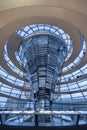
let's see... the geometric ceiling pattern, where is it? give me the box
[0,0,87,127]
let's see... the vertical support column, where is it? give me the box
[35,114,38,127]
[0,114,2,125]
[0,114,5,125]
[18,35,67,125]
[73,114,80,126]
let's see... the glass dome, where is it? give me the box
[0,24,87,126]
